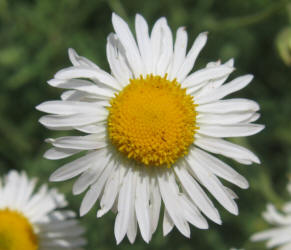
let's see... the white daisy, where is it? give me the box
[251,182,291,250]
[0,170,86,250]
[37,13,264,244]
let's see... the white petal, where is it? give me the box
[24,185,52,219]
[151,17,166,75]
[75,124,106,134]
[182,65,234,88]
[14,173,30,209]
[48,78,115,98]
[267,233,291,248]
[168,27,188,80]
[196,98,260,113]
[39,223,85,238]
[185,82,206,95]
[135,171,151,243]
[49,151,100,182]
[198,123,265,138]
[224,186,238,200]
[44,147,81,160]
[176,32,208,82]
[279,243,291,250]
[196,58,234,97]
[14,173,36,210]
[283,202,291,214]
[192,148,249,189]
[114,167,136,244]
[156,20,173,76]
[197,112,256,125]
[235,158,253,165]
[39,112,107,128]
[195,136,260,164]
[60,90,87,101]
[127,206,138,244]
[64,91,106,103]
[79,160,116,216]
[55,66,121,90]
[68,48,100,69]
[196,74,253,104]
[112,13,144,77]
[263,204,291,225]
[157,170,190,237]
[174,164,221,224]
[36,101,105,115]
[40,238,86,248]
[149,179,161,235]
[188,151,238,215]
[163,208,174,236]
[135,14,152,74]
[51,135,106,150]
[73,169,100,196]
[246,113,261,123]
[179,194,208,229]
[2,171,21,208]
[251,227,291,242]
[97,165,121,218]
[72,150,111,195]
[106,33,133,86]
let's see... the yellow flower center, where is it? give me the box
[0,209,38,250]
[108,74,197,167]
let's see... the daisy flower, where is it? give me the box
[37,13,264,244]
[0,170,86,249]
[251,182,291,249]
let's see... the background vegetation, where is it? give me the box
[0,0,291,249]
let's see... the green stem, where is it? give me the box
[207,0,288,31]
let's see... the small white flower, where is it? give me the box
[0,170,86,250]
[251,182,291,249]
[37,13,264,244]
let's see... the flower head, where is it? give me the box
[251,182,291,249]
[37,13,264,244]
[0,171,86,249]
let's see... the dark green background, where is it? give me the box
[0,0,291,249]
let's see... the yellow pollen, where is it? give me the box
[108,74,198,167]
[0,209,38,250]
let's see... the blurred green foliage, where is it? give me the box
[0,0,291,249]
[276,26,291,66]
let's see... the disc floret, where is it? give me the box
[108,74,197,167]
[0,209,38,250]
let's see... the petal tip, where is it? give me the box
[35,104,42,111]
[49,173,59,182]
[112,12,122,24]
[43,151,52,160]
[38,116,45,125]
[68,47,75,57]
[79,206,88,217]
[246,74,254,82]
